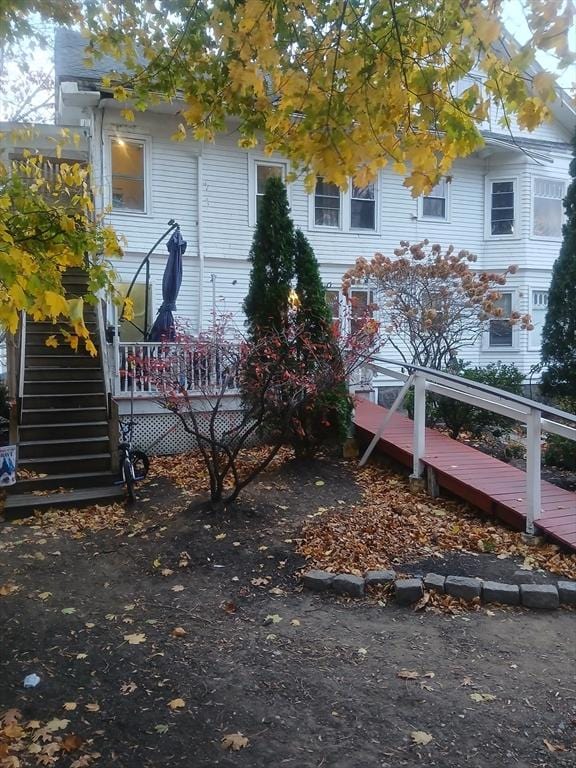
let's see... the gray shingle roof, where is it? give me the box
[55,28,129,84]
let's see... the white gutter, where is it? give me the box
[197,153,204,332]
[60,81,101,108]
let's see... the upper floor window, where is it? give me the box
[350,182,376,230]
[533,178,564,238]
[490,180,515,236]
[111,138,146,212]
[488,293,513,347]
[256,163,285,221]
[315,177,341,227]
[421,179,448,220]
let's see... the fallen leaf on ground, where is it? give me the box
[85,704,100,713]
[263,614,282,625]
[171,627,187,638]
[251,578,270,587]
[470,693,496,702]
[154,724,169,734]
[221,732,249,751]
[171,585,185,592]
[397,669,419,680]
[120,682,137,695]
[168,698,185,710]
[543,739,567,753]
[62,703,77,711]
[45,718,69,732]
[61,734,83,752]
[314,480,325,486]
[161,568,174,577]
[123,633,146,645]
[290,619,301,627]
[215,533,226,540]
[411,731,433,746]
[61,607,76,615]
[0,583,20,597]
[38,592,52,600]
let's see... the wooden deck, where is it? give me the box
[354,398,576,551]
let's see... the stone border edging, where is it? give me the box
[302,569,576,610]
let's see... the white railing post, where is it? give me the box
[525,408,542,536]
[411,373,426,480]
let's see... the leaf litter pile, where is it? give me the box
[298,465,576,580]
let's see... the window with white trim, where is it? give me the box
[111,138,146,212]
[421,179,448,220]
[529,290,549,350]
[350,288,375,334]
[350,182,376,230]
[314,177,341,227]
[488,293,513,347]
[490,180,515,236]
[533,178,564,238]
[255,162,285,221]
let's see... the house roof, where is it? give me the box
[55,28,575,138]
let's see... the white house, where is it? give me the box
[53,30,575,410]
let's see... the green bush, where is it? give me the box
[543,398,576,471]
[405,361,524,439]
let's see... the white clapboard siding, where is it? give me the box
[97,111,200,255]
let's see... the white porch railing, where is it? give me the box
[360,357,576,537]
[112,342,239,396]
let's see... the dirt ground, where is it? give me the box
[1,456,575,768]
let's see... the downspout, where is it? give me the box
[197,152,204,332]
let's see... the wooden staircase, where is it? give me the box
[5,268,125,517]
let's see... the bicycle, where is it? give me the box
[118,362,150,503]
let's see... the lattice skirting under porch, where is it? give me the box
[124,411,246,456]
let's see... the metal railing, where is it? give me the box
[360,357,576,536]
[113,342,239,396]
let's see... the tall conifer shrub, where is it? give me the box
[541,129,576,400]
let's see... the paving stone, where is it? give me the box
[332,574,365,598]
[395,578,424,604]
[445,575,482,601]
[511,570,554,585]
[482,581,520,606]
[365,570,396,587]
[424,573,446,593]
[520,583,559,610]
[557,581,576,605]
[302,570,334,592]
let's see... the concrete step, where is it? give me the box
[18,436,111,460]
[21,407,109,425]
[4,485,126,519]
[19,421,110,442]
[18,452,113,475]
[23,393,107,409]
[24,379,105,395]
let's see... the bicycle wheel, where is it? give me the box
[130,450,150,482]
[122,455,136,503]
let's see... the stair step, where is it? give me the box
[9,471,119,493]
[21,407,108,425]
[26,355,101,368]
[24,380,105,395]
[4,485,126,518]
[23,393,107,409]
[25,344,100,356]
[25,367,103,382]
[19,422,110,441]
[18,436,110,460]
[19,453,113,474]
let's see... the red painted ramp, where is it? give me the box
[354,398,576,551]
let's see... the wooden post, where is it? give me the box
[525,408,542,536]
[411,373,426,480]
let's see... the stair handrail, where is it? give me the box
[96,296,112,410]
[17,312,26,424]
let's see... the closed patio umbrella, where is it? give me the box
[148,228,186,341]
